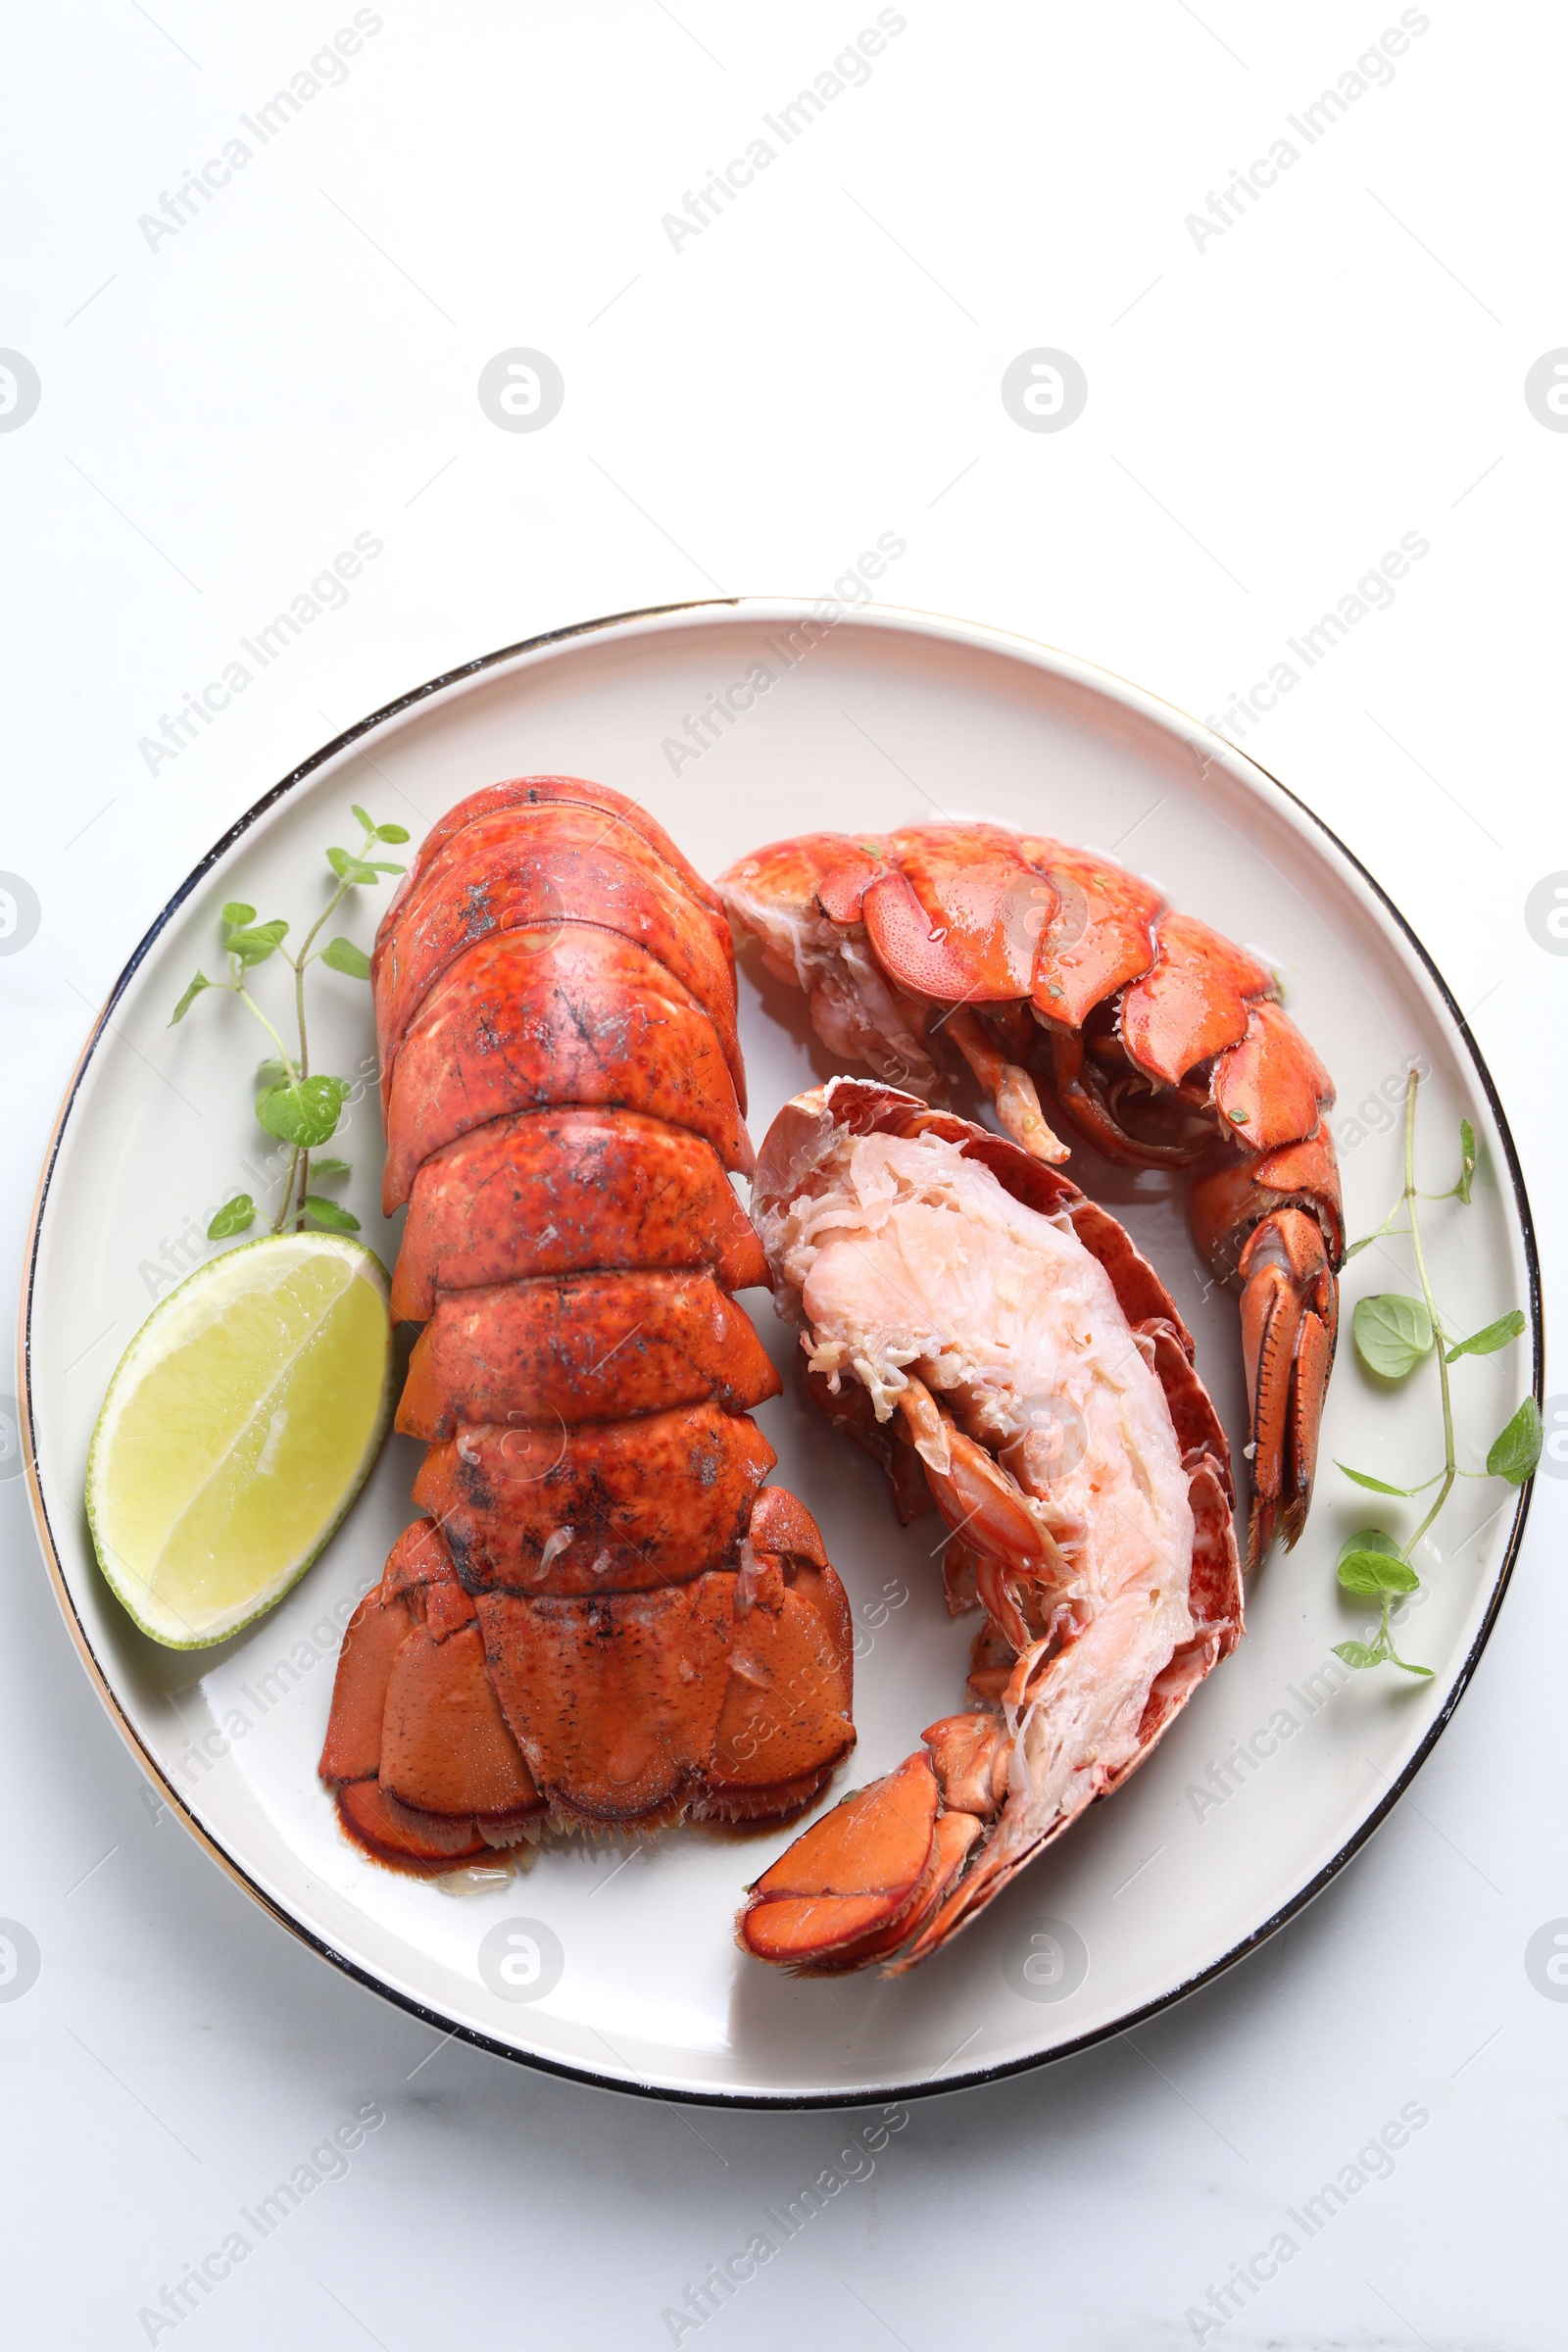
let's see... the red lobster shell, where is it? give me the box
[719,822,1343,1566]
[318,778,856,1869]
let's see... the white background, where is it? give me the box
[3,4,1566,2347]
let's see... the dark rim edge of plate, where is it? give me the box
[17,597,1542,2113]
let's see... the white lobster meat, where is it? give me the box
[737,1080,1242,1974]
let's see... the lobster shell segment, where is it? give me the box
[385,774,727,929]
[742,1752,942,1966]
[1016,838,1164,1030]
[320,1524,546,1870]
[413,1404,777,1594]
[396,1270,782,1438]
[383,925,752,1211]
[391,1106,768,1321]
[860,829,1045,1002]
[1117,912,1274,1086]
[476,1578,741,1825]
[374,800,743,1112]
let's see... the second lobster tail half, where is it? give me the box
[736,1079,1242,1973]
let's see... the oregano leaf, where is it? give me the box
[1487,1396,1544,1485]
[326,846,379,884]
[309,1156,350,1180]
[303,1195,361,1232]
[223,916,288,967]
[170,971,212,1024]
[220,901,256,929]
[1340,1526,1402,1563]
[327,847,404,885]
[1455,1118,1477,1204]
[1333,1641,1384,1670]
[256,1073,351,1149]
[321,936,372,980]
[1338,1549,1420,1596]
[206,1194,255,1240]
[1353,1294,1434,1379]
[1336,1462,1420,1496]
[1445,1308,1525,1363]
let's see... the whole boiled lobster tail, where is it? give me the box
[735,1079,1243,1974]
[319,778,856,1870]
[718,824,1344,1567]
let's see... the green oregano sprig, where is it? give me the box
[1332,1069,1540,1678]
[170,806,407,1238]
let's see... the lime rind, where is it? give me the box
[85,1234,394,1650]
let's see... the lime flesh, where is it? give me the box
[86,1234,393,1648]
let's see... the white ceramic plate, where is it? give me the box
[22,601,1540,2105]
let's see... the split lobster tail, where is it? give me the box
[735,1079,1243,1974]
[718,823,1345,1565]
[319,778,858,1870]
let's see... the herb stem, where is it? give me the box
[1397,1068,1457,1562]
[281,876,352,1232]
[272,1148,301,1236]
[233,957,307,1236]
[230,973,296,1075]
[290,875,354,1068]
[235,976,306,1239]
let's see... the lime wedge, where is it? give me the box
[86,1234,394,1648]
